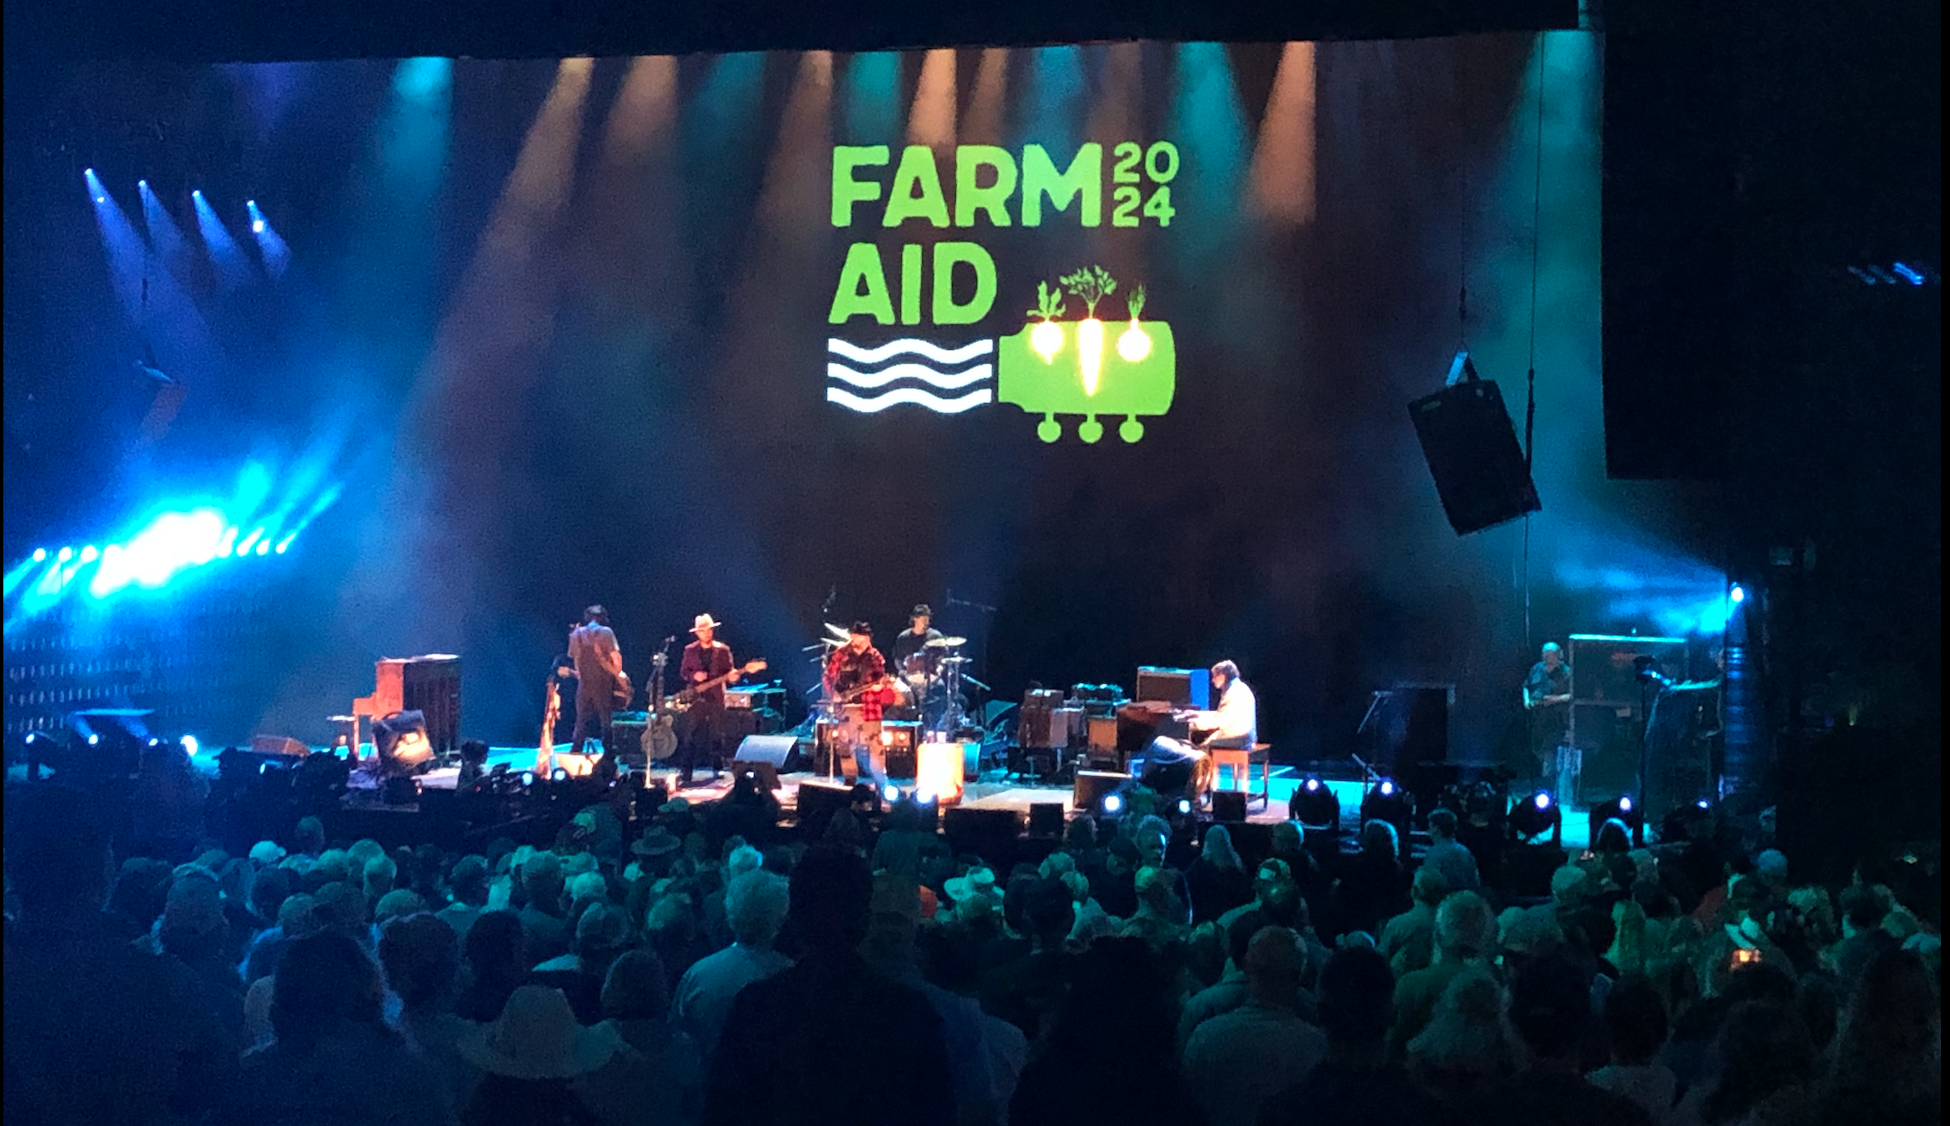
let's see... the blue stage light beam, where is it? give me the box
[192,189,252,290]
[1021,45,1085,155]
[245,200,290,277]
[139,179,193,279]
[83,170,149,318]
[843,51,900,143]
[1169,43,1248,251]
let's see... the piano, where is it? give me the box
[353,655,462,754]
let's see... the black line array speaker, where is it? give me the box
[1408,376,1540,535]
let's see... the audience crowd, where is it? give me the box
[4,775,1941,1126]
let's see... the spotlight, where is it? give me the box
[914,788,936,806]
[881,782,901,804]
[1102,792,1124,816]
[138,179,148,189]
[1589,794,1645,846]
[1695,799,1710,809]
[551,767,570,783]
[1176,797,1193,816]
[58,547,74,563]
[180,735,199,756]
[32,548,47,562]
[191,189,203,198]
[520,770,537,787]
[87,733,100,746]
[252,219,266,234]
[146,737,163,748]
[1729,584,1745,604]
[1361,778,1413,836]
[1289,776,1340,828]
[1507,789,1562,843]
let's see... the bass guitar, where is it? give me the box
[672,659,769,709]
[641,641,679,762]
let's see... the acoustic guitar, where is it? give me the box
[641,645,679,762]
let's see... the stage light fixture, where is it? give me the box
[180,735,199,755]
[32,548,47,562]
[1588,794,1646,846]
[520,770,537,787]
[58,547,74,563]
[1507,789,1562,843]
[1729,584,1745,604]
[551,767,570,783]
[1176,797,1193,816]
[1361,778,1413,835]
[87,733,100,746]
[79,545,99,563]
[373,710,433,776]
[881,782,902,804]
[1102,792,1124,816]
[1289,776,1340,828]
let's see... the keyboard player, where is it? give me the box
[1141,661,1257,796]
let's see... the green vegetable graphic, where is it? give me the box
[997,272,1175,444]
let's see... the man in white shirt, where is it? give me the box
[1142,661,1257,795]
[1182,925,1326,1126]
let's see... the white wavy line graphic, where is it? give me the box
[826,386,994,414]
[826,362,993,390]
[826,337,994,366]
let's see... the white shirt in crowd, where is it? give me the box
[670,942,792,1061]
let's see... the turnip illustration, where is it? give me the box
[1117,285,1152,362]
[1060,265,1118,399]
[1026,281,1066,363]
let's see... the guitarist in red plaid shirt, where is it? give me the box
[823,621,896,720]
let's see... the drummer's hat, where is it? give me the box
[691,613,723,634]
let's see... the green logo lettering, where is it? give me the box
[828,242,894,325]
[1020,143,1102,228]
[831,145,889,227]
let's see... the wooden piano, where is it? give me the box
[352,655,462,754]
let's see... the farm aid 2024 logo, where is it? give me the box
[824,141,1180,443]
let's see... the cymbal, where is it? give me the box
[925,635,968,649]
[825,622,851,641]
[938,656,970,664]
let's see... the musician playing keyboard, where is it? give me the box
[1145,661,1257,796]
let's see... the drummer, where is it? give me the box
[892,603,944,681]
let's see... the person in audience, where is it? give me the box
[1389,889,1495,1054]
[381,912,480,1105]
[1800,948,1940,1126]
[1469,954,1650,1124]
[981,876,1076,1038]
[1421,809,1480,893]
[244,888,318,984]
[866,872,1022,1126]
[1256,945,1437,1126]
[1670,1000,1815,1125]
[705,847,951,1126]
[519,853,574,963]
[1092,835,1143,919]
[457,909,532,1023]
[1378,866,1449,976]
[1588,975,1678,1123]
[457,985,618,1126]
[220,931,455,1126]
[1333,820,1410,940]
[577,949,704,1126]
[671,868,792,1061]
[439,855,492,946]
[1011,937,1203,1126]
[700,843,764,947]
[5,785,237,1125]
[1186,824,1255,924]
[378,887,431,927]
[1824,883,1897,991]
[534,903,632,1024]
[1403,969,1516,1105]
[1180,907,1267,1047]
[144,865,249,1051]
[1184,926,1328,1126]
[1120,864,1191,949]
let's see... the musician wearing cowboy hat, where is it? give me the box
[678,613,742,788]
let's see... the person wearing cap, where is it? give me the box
[822,620,893,722]
[678,613,743,788]
[891,604,945,720]
[568,604,626,769]
[457,985,621,1123]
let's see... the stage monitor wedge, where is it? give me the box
[1408,377,1541,535]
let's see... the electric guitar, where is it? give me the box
[641,643,679,762]
[673,659,769,708]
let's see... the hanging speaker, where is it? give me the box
[1409,367,1541,535]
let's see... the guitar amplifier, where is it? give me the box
[1020,708,1067,750]
[610,713,649,766]
[1136,667,1208,710]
